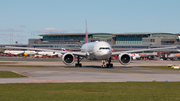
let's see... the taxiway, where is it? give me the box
[0,57,179,83]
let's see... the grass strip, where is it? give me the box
[0,71,26,78]
[0,82,180,101]
[140,66,180,70]
[0,62,16,64]
[0,65,46,67]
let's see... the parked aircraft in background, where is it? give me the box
[3,46,66,57]
[24,50,38,56]
[38,46,66,57]
[3,49,38,57]
[130,52,158,60]
[130,53,140,60]
[4,50,24,56]
[166,53,180,60]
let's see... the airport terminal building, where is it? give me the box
[29,32,180,45]
[1,32,180,52]
[25,32,180,51]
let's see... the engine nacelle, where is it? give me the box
[119,53,131,65]
[62,53,74,65]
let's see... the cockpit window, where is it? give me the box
[99,47,110,50]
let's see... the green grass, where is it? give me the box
[0,65,46,67]
[0,82,180,101]
[0,62,16,64]
[0,71,26,78]
[140,66,180,70]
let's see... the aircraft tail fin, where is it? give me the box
[61,46,66,51]
[0,46,2,51]
[34,46,37,52]
[85,19,88,43]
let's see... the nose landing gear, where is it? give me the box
[101,57,113,68]
[101,60,106,68]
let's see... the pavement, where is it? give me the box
[0,57,180,83]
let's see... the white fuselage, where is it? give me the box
[130,53,140,60]
[4,50,24,55]
[38,51,62,57]
[81,41,112,60]
[24,51,37,55]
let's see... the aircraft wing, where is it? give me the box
[3,46,87,56]
[112,46,177,55]
[4,46,66,53]
[71,52,87,57]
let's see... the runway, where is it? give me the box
[0,57,180,83]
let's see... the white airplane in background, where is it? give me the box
[37,46,66,57]
[130,53,141,60]
[4,46,66,57]
[166,53,180,59]
[130,52,158,60]
[4,50,38,56]
[24,50,37,56]
[38,51,58,57]
[4,50,24,56]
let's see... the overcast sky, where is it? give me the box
[0,0,180,44]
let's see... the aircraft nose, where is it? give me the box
[99,50,111,59]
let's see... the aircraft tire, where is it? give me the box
[110,64,113,67]
[75,63,82,67]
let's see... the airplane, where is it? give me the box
[166,53,180,60]
[5,40,177,67]
[3,50,24,56]
[5,46,66,57]
[3,49,37,57]
[130,52,158,60]
[37,46,66,57]
[3,22,177,67]
[24,50,38,56]
[130,53,141,60]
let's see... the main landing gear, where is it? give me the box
[101,57,113,68]
[75,56,83,67]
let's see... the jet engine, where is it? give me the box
[119,53,131,65]
[62,53,74,65]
